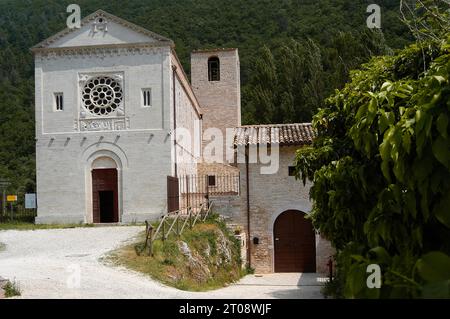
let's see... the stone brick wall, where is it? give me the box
[210,195,241,220]
[191,49,241,158]
[228,145,333,274]
[197,163,239,176]
[316,235,336,275]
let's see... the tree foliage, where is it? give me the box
[243,30,389,124]
[295,6,450,297]
[0,1,413,197]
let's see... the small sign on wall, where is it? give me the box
[25,193,37,209]
[6,195,17,202]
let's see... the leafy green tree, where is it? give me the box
[295,15,450,298]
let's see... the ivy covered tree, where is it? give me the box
[295,3,450,298]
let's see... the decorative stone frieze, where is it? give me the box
[79,117,130,132]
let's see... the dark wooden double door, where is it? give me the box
[92,169,118,223]
[274,210,316,273]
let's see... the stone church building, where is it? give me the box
[32,10,333,274]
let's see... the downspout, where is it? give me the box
[246,145,251,268]
[172,65,178,177]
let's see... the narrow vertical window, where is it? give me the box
[142,88,152,107]
[208,175,216,187]
[208,57,220,81]
[54,93,64,111]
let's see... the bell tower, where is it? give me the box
[191,48,241,144]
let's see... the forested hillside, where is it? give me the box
[0,0,412,193]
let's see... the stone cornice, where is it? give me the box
[33,42,171,60]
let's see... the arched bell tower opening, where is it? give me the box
[91,156,119,223]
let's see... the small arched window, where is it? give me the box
[208,57,220,81]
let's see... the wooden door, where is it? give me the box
[92,169,118,223]
[167,176,180,213]
[274,210,316,272]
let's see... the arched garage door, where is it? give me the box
[274,210,316,272]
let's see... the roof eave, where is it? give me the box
[233,141,313,148]
[31,9,173,50]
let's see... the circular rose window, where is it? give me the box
[82,76,123,116]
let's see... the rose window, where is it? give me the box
[82,76,123,116]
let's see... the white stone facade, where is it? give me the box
[34,11,200,223]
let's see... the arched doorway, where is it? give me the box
[91,157,119,223]
[274,210,316,272]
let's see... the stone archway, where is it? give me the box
[273,210,316,272]
[82,145,126,224]
[91,157,119,223]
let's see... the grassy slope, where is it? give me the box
[107,217,244,291]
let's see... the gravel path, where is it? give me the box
[0,226,324,299]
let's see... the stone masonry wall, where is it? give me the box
[228,145,333,274]
[191,49,241,158]
[316,235,336,275]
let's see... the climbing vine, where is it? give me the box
[295,33,450,298]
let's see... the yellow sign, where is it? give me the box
[7,195,17,202]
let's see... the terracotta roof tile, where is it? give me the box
[233,123,315,146]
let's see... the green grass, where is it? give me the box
[0,221,97,231]
[0,221,147,231]
[0,242,5,252]
[106,215,246,292]
[3,280,21,298]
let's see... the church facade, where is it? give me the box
[32,10,223,223]
[33,10,332,274]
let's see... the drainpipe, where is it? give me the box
[245,145,251,268]
[172,65,178,177]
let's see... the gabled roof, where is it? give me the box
[233,123,315,147]
[32,9,174,50]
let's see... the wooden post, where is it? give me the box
[189,209,193,229]
[148,226,154,256]
[162,220,166,241]
[205,175,209,208]
[145,220,149,246]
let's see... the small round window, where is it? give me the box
[82,76,123,116]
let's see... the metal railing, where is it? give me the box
[0,206,36,223]
[179,174,239,210]
[140,201,215,256]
